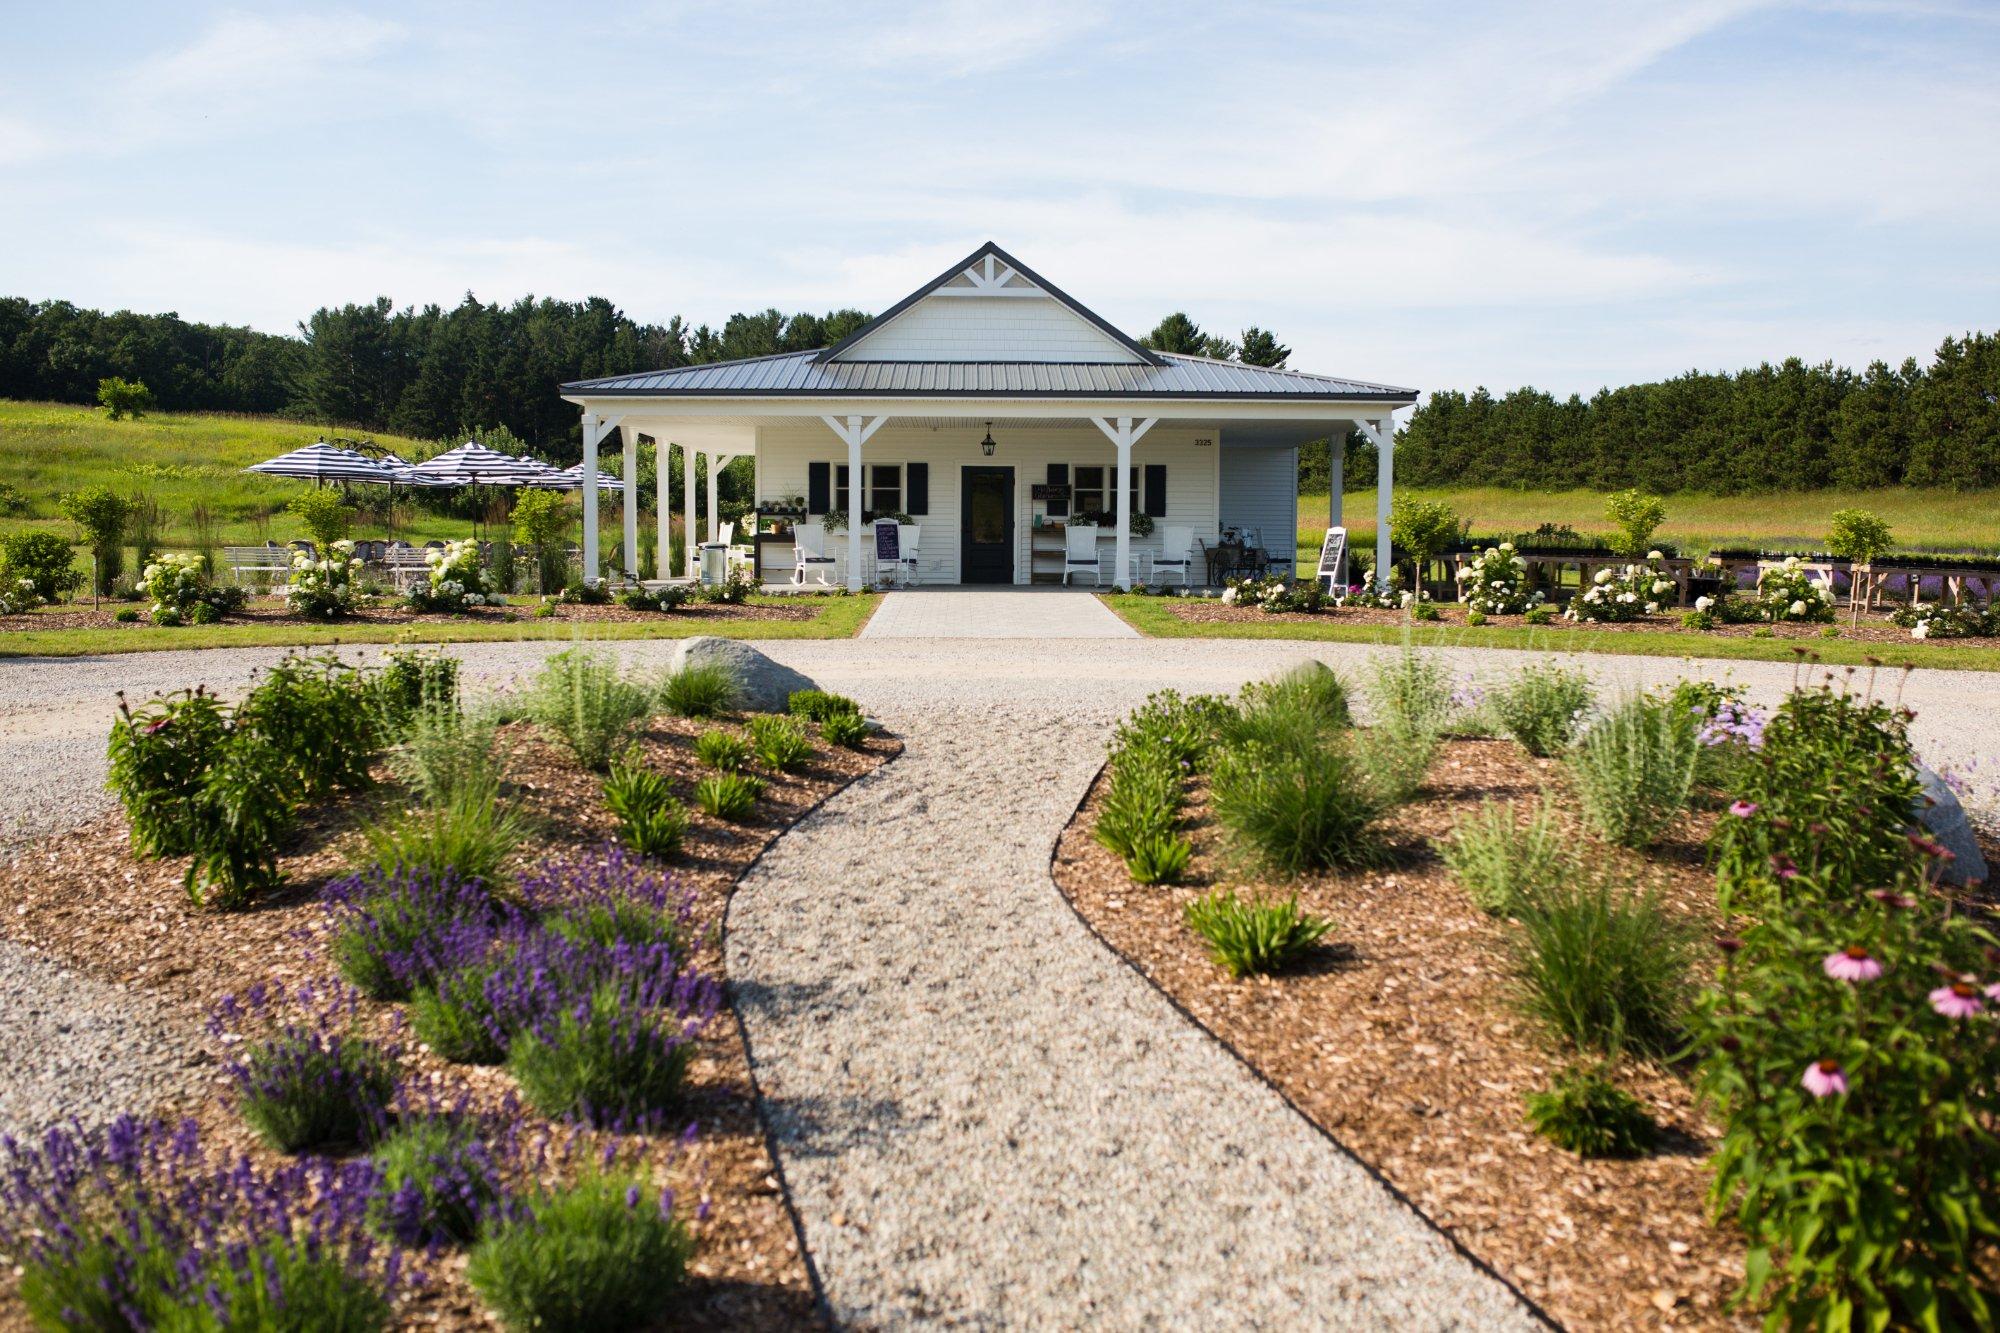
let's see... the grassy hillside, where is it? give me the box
[1299,485,2000,564]
[0,400,471,547]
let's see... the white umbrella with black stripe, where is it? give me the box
[245,440,404,485]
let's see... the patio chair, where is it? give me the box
[791,521,837,587]
[1063,523,1101,586]
[289,540,318,561]
[895,524,921,586]
[1151,525,1194,589]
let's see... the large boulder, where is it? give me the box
[665,636,818,713]
[1916,764,1989,888]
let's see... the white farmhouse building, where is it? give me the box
[560,243,1415,590]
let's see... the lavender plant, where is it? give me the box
[467,1171,694,1331]
[368,1116,502,1246]
[525,846,695,959]
[324,867,497,1001]
[212,984,399,1152]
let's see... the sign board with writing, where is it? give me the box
[874,520,900,562]
[1030,483,1072,501]
[1316,526,1348,589]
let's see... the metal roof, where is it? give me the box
[563,350,1416,403]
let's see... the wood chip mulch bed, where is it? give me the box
[0,711,900,1332]
[1159,599,1991,647]
[1052,737,1754,1332]
[0,598,823,634]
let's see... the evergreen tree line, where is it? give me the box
[1396,338,2000,492]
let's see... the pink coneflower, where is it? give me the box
[1728,800,1758,818]
[1770,854,1801,880]
[1868,889,1917,909]
[1929,980,1985,1019]
[1822,946,1883,982]
[1715,935,1744,954]
[1908,832,1951,860]
[1801,1060,1848,1098]
[1986,981,2000,1003]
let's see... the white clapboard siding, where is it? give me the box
[835,293,1146,364]
[1219,445,1300,559]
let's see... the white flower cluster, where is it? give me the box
[1455,542,1544,616]
[0,575,41,616]
[142,553,211,625]
[1566,557,1672,623]
[1753,557,1836,623]
[285,542,361,620]
[409,540,497,612]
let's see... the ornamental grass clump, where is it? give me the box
[1210,730,1387,875]
[787,688,861,723]
[528,648,654,772]
[1710,677,1926,906]
[694,771,763,821]
[1524,1066,1658,1158]
[1566,692,1697,848]
[388,695,500,805]
[1694,869,2000,1329]
[601,758,690,859]
[1487,663,1594,757]
[355,763,529,887]
[657,661,739,719]
[819,709,870,748]
[323,867,497,1000]
[1183,889,1333,978]
[0,1118,410,1333]
[368,1117,503,1246]
[749,714,814,771]
[467,1172,694,1332]
[1438,798,1572,915]
[1093,740,1183,861]
[694,728,752,771]
[1511,875,1693,1057]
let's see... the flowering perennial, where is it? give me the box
[1454,542,1544,615]
[406,539,496,613]
[1752,557,1837,623]
[287,539,363,620]
[1565,555,1675,622]
[0,575,42,615]
[1891,600,1997,640]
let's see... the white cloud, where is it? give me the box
[854,0,1108,74]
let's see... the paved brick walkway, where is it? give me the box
[860,588,1139,639]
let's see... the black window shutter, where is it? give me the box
[807,461,830,515]
[1046,463,1069,517]
[907,462,928,515]
[1143,464,1167,518]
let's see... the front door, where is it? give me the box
[960,466,1014,584]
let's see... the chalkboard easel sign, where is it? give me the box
[1316,525,1348,590]
[873,520,900,562]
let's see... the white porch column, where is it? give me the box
[707,454,734,548]
[1353,414,1395,594]
[1090,415,1158,591]
[580,411,600,584]
[681,440,696,578]
[820,415,888,591]
[655,434,670,582]
[621,422,641,580]
[1329,426,1346,530]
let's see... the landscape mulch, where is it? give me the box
[1161,599,1990,647]
[1052,738,1755,1332]
[0,712,899,1331]
[0,598,819,634]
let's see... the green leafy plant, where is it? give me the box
[0,530,84,602]
[355,767,528,887]
[788,688,861,723]
[528,649,654,772]
[1524,603,1556,625]
[388,697,497,806]
[1566,692,1696,847]
[1524,1067,1658,1158]
[1209,731,1387,875]
[375,647,461,730]
[1093,741,1182,860]
[1125,832,1193,885]
[657,662,739,719]
[694,771,762,820]
[1512,875,1692,1057]
[1389,496,1462,586]
[511,488,575,593]
[748,714,814,772]
[693,728,752,771]
[1365,643,1456,740]
[1183,889,1333,978]
[58,485,130,594]
[1109,689,1232,769]
[410,956,514,1065]
[602,759,689,859]
[1605,489,1667,556]
[467,1173,693,1332]
[286,488,353,549]
[237,653,380,799]
[508,985,701,1123]
[1488,663,1594,757]
[820,709,869,748]
[1438,798,1572,915]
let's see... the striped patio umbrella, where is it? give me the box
[244,440,403,484]
[401,441,561,488]
[551,462,627,492]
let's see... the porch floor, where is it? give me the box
[859,588,1139,639]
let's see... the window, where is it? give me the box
[1071,464,1139,521]
[831,463,904,518]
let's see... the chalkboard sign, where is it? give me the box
[1316,526,1348,589]
[874,520,900,561]
[1030,483,1072,501]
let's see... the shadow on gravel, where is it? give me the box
[757,1092,912,1156]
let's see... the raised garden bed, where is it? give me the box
[0,680,898,1329]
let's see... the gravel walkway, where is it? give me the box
[861,588,1138,638]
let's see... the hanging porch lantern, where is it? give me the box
[980,421,997,456]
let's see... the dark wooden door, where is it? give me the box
[959,466,1014,584]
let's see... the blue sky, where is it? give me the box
[1,1,1995,398]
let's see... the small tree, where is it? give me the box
[287,489,353,549]
[510,488,574,593]
[1389,497,1462,592]
[58,486,131,594]
[0,531,85,602]
[1827,508,1894,621]
[96,377,154,421]
[1605,489,1667,556]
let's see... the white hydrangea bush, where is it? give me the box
[406,540,496,613]
[286,540,363,620]
[1752,557,1836,623]
[1566,552,1676,623]
[142,553,214,625]
[1454,542,1544,615]
[0,576,42,616]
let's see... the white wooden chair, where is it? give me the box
[223,546,291,585]
[791,522,837,587]
[895,524,921,586]
[1063,523,1101,586]
[1151,525,1194,588]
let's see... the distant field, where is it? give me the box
[1299,485,2000,565]
[0,400,471,547]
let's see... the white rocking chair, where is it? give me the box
[1063,524,1101,586]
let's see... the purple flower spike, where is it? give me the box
[1821,946,1883,983]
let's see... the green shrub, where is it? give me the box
[375,647,460,730]
[1512,876,1692,1056]
[1488,664,1594,757]
[693,728,752,771]
[95,375,154,420]
[287,488,353,549]
[1365,643,1456,740]
[410,958,513,1065]
[1439,798,1571,915]
[1524,603,1556,626]
[1825,507,1894,565]
[237,653,379,798]
[508,986,699,1123]
[1125,833,1193,885]
[1211,729,1387,875]
[1109,689,1232,769]
[694,772,762,820]
[528,649,654,772]
[748,715,814,772]
[0,530,84,602]
[355,768,527,886]
[601,760,689,859]
[657,662,739,719]
[58,485,130,594]
[233,1031,397,1153]
[1524,1067,1657,1158]
[1566,693,1696,847]
[388,697,498,806]
[1240,661,1351,731]
[786,688,860,722]
[1184,890,1333,978]
[467,1173,693,1332]
[820,710,869,748]
[1605,488,1667,556]
[114,606,138,622]
[369,1118,501,1245]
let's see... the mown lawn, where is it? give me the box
[1296,485,2000,568]
[0,594,879,658]
[1101,595,2000,672]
